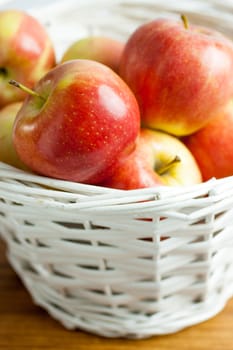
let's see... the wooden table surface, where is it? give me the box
[1,239,233,350]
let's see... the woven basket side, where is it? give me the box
[29,0,233,60]
[1,164,233,337]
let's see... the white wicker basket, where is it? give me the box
[1,0,233,339]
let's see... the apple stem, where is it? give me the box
[181,14,189,30]
[9,79,45,101]
[157,155,181,175]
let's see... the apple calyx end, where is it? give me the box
[8,79,45,102]
[181,14,189,30]
[0,67,8,77]
[157,155,181,175]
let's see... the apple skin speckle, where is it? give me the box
[13,59,140,184]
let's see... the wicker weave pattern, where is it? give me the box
[1,0,233,339]
[29,0,233,60]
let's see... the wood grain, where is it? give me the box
[1,239,233,350]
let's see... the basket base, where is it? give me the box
[7,250,233,339]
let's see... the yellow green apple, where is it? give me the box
[61,36,124,73]
[0,102,27,169]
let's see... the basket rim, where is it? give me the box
[1,160,233,200]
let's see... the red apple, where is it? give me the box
[183,100,233,181]
[61,36,124,73]
[0,102,28,170]
[12,59,140,184]
[100,128,202,190]
[0,9,56,108]
[119,16,233,136]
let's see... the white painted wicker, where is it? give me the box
[1,0,233,339]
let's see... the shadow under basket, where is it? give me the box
[1,0,233,339]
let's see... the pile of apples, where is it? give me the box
[1,9,233,190]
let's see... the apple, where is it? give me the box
[61,36,124,73]
[183,100,233,181]
[0,102,28,170]
[100,128,202,190]
[119,16,233,136]
[0,9,56,108]
[12,59,141,184]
